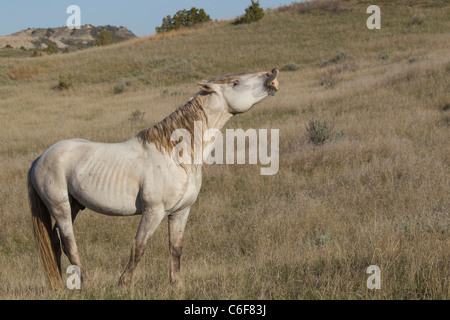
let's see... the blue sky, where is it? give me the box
[0,1,298,37]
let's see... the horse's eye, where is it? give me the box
[233,80,240,87]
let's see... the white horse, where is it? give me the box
[28,68,279,289]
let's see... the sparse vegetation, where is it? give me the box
[31,49,41,57]
[408,56,430,64]
[128,109,145,122]
[113,80,130,94]
[318,52,358,88]
[409,13,427,26]
[0,0,449,300]
[0,25,136,55]
[90,25,136,43]
[280,0,348,14]
[380,51,390,60]
[440,103,450,112]
[319,52,349,67]
[319,70,337,88]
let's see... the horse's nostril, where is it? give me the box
[269,79,279,91]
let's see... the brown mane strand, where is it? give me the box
[136,94,208,156]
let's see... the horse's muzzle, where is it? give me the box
[265,68,279,95]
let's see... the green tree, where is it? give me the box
[43,41,58,54]
[240,0,265,24]
[95,30,115,46]
[156,7,211,33]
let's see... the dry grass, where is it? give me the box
[0,0,449,299]
[279,0,350,14]
[7,66,43,80]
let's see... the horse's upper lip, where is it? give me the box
[265,68,279,95]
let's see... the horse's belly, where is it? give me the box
[69,159,143,216]
[73,189,141,216]
[69,179,141,215]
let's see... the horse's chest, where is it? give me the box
[169,169,202,212]
[183,171,203,204]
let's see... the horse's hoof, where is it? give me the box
[170,278,184,291]
[118,275,132,287]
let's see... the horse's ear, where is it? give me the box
[197,81,216,93]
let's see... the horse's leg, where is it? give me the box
[52,198,85,275]
[51,200,87,286]
[168,207,190,288]
[119,206,166,286]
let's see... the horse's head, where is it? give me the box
[197,69,279,115]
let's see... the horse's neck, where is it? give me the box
[134,92,233,165]
[202,94,233,131]
[207,109,233,131]
[201,94,233,151]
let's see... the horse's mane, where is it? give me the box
[136,94,208,156]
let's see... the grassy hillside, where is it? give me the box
[0,0,449,299]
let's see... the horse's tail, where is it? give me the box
[28,166,63,290]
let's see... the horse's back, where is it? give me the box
[30,138,94,188]
[32,138,108,180]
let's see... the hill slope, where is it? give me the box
[0,24,136,51]
[0,0,449,299]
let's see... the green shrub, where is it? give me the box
[156,7,211,33]
[56,74,72,90]
[319,52,349,67]
[306,119,344,145]
[439,103,450,112]
[281,62,300,72]
[4,44,13,49]
[31,49,42,57]
[314,232,331,247]
[240,0,265,24]
[380,51,390,60]
[306,119,331,145]
[113,80,130,94]
[95,30,115,46]
[408,56,429,64]
[409,14,427,26]
[43,41,58,54]
[128,109,145,122]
